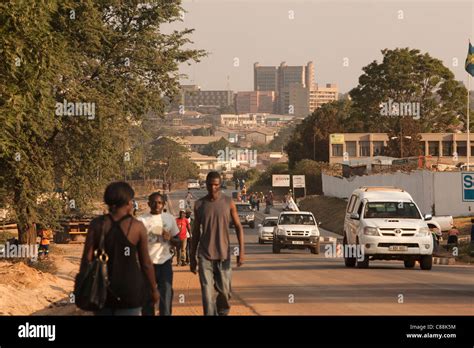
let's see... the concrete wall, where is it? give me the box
[322,170,474,217]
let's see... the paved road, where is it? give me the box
[168,188,474,315]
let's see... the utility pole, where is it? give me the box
[400,118,403,158]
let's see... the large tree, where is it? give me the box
[147,137,199,184]
[285,99,355,167]
[349,48,467,132]
[0,1,205,244]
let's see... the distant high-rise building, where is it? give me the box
[254,63,278,91]
[289,83,339,117]
[181,85,234,109]
[253,61,315,114]
[235,91,276,114]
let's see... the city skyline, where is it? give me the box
[167,0,473,93]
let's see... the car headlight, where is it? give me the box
[276,227,285,235]
[310,228,319,236]
[416,227,430,237]
[363,227,379,236]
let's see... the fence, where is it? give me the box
[322,170,474,217]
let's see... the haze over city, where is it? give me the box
[172,0,473,93]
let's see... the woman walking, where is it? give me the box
[79,181,159,315]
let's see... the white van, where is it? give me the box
[343,187,433,270]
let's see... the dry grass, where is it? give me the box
[298,195,347,235]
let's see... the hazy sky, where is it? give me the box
[169,0,473,93]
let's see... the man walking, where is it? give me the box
[190,171,245,316]
[138,192,179,316]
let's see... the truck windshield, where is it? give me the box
[263,219,278,227]
[279,214,315,225]
[237,205,252,212]
[363,202,421,219]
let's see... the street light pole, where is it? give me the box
[400,118,403,158]
[313,133,316,161]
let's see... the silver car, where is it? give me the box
[258,217,279,244]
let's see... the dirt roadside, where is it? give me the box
[0,241,255,316]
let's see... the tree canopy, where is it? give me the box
[0,1,205,243]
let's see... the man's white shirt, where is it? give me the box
[138,212,179,264]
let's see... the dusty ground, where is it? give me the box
[0,242,255,316]
[0,244,78,315]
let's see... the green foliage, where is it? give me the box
[350,48,467,132]
[285,99,354,167]
[192,126,215,136]
[200,137,231,156]
[385,117,423,157]
[0,1,205,243]
[147,137,199,183]
[285,48,467,166]
[267,124,295,152]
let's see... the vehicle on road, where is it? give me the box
[428,215,454,232]
[272,211,321,254]
[187,179,200,190]
[231,203,256,229]
[258,216,279,244]
[343,186,433,270]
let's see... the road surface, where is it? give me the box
[169,188,474,315]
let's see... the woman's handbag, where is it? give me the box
[73,216,110,311]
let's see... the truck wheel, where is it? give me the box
[356,256,369,268]
[343,235,356,267]
[356,238,369,268]
[419,255,432,270]
[249,221,255,229]
[311,240,320,254]
[272,241,281,254]
[404,258,416,268]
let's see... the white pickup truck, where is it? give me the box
[427,215,454,232]
[343,186,434,270]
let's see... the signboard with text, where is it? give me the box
[462,173,474,201]
[330,134,345,144]
[272,174,290,187]
[292,175,306,188]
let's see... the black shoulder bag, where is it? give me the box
[74,215,110,311]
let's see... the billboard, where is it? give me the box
[272,174,290,187]
[292,175,306,188]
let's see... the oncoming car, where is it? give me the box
[272,211,321,254]
[187,179,200,190]
[258,216,278,244]
[231,203,256,229]
[343,187,433,270]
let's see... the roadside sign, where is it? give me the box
[272,174,290,187]
[462,173,474,201]
[330,134,345,144]
[292,175,305,188]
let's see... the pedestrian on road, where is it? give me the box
[138,192,180,316]
[79,181,159,316]
[37,225,53,260]
[446,225,460,250]
[190,171,245,316]
[185,210,193,264]
[175,210,191,266]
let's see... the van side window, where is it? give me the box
[347,195,357,213]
